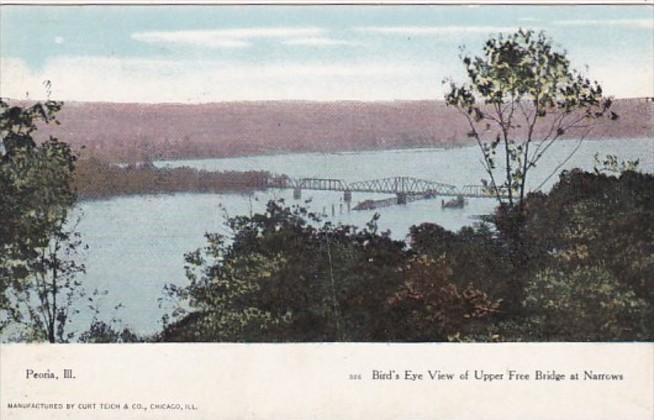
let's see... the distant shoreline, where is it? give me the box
[151,142,471,165]
[149,136,653,166]
[12,97,650,163]
[74,159,273,201]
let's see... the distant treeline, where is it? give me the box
[75,158,273,199]
[27,99,652,162]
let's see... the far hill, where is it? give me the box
[27,98,653,162]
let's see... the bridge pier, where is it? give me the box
[396,192,407,205]
[293,187,302,200]
[344,190,352,212]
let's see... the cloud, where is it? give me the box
[131,27,324,48]
[2,52,650,103]
[354,25,520,36]
[553,19,653,29]
[281,37,359,47]
[54,36,65,45]
[0,56,444,102]
[133,33,250,49]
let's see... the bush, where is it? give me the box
[507,266,652,341]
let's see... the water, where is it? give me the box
[64,138,654,336]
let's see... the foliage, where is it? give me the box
[163,200,504,342]
[1,99,66,291]
[515,266,652,341]
[593,153,640,175]
[333,169,652,342]
[408,222,512,300]
[523,169,654,304]
[386,255,500,341]
[490,168,654,341]
[444,29,614,209]
[0,98,85,342]
[78,320,142,343]
[443,29,618,312]
[163,164,653,343]
[163,201,411,341]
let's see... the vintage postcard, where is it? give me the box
[1,1,653,418]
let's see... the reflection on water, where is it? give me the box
[72,138,653,334]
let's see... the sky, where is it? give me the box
[1,5,652,103]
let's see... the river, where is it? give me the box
[68,138,652,336]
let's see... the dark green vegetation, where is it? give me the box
[161,169,653,342]
[0,98,86,342]
[75,158,272,200]
[161,203,499,342]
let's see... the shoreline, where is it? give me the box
[128,136,653,167]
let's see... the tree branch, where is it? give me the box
[455,107,504,203]
[534,125,593,192]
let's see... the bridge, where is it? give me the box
[348,177,458,196]
[266,175,507,205]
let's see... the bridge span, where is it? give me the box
[267,175,506,205]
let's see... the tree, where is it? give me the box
[386,255,500,341]
[443,29,616,310]
[0,97,86,342]
[444,29,614,210]
[523,169,654,306]
[408,222,513,300]
[518,266,651,341]
[162,200,409,342]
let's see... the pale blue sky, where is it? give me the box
[1,5,652,102]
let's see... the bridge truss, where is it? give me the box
[348,176,458,196]
[458,185,511,198]
[266,175,507,199]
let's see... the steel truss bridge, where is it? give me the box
[267,176,508,201]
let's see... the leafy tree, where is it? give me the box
[408,222,513,300]
[486,168,654,341]
[162,200,409,342]
[444,29,614,209]
[523,169,654,305]
[443,29,616,310]
[1,99,64,286]
[386,255,500,341]
[516,266,651,341]
[0,98,86,342]
[162,200,509,342]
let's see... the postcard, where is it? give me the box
[1,1,652,419]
